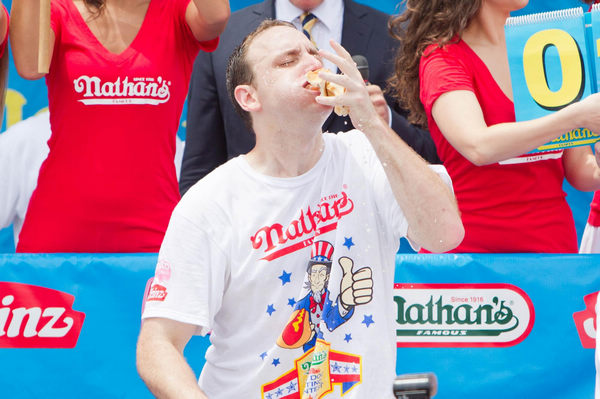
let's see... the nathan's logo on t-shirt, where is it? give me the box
[73,75,171,105]
[147,284,168,302]
[250,191,354,261]
[0,282,86,348]
[394,283,534,347]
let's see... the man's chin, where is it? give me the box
[314,103,335,118]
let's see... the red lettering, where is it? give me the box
[250,223,285,252]
[0,282,85,348]
[250,191,355,258]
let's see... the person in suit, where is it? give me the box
[179,0,440,195]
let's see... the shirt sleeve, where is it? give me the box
[50,1,63,37]
[419,44,474,115]
[141,203,228,336]
[49,0,67,59]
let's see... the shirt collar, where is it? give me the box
[275,0,344,33]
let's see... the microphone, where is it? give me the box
[352,54,369,82]
[393,372,438,399]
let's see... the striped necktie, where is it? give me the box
[300,12,318,47]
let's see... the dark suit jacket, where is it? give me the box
[180,0,440,195]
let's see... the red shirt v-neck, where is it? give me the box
[17,0,218,252]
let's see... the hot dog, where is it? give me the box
[306,68,349,116]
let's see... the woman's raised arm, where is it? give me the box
[10,0,54,80]
[185,0,230,42]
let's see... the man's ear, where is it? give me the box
[234,84,261,113]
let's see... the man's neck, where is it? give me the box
[245,124,325,178]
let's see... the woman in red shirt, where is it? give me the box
[389,0,600,253]
[9,0,230,252]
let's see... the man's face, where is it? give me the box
[289,0,325,12]
[244,26,332,117]
[308,263,329,292]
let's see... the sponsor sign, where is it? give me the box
[572,291,597,348]
[394,283,535,347]
[0,282,85,348]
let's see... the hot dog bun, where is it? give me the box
[306,68,349,116]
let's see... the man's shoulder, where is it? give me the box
[205,1,270,62]
[181,159,243,204]
[343,0,394,33]
[220,1,270,40]
[345,0,390,21]
[326,129,368,146]
[0,112,51,158]
[231,0,270,18]
[340,1,397,63]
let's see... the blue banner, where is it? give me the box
[0,254,597,398]
[395,254,599,399]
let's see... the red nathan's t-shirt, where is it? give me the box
[419,40,577,253]
[17,0,218,253]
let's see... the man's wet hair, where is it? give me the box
[226,19,296,132]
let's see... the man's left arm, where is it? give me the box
[368,84,441,164]
[317,42,464,253]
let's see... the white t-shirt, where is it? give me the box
[0,112,51,244]
[143,130,451,398]
[0,111,186,248]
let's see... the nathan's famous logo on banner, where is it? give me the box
[394,283,534,347]
[0,282,85,348]
[573,291,597,348]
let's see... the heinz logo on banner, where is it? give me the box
[394,283,535,347]
[0,282,85,348]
